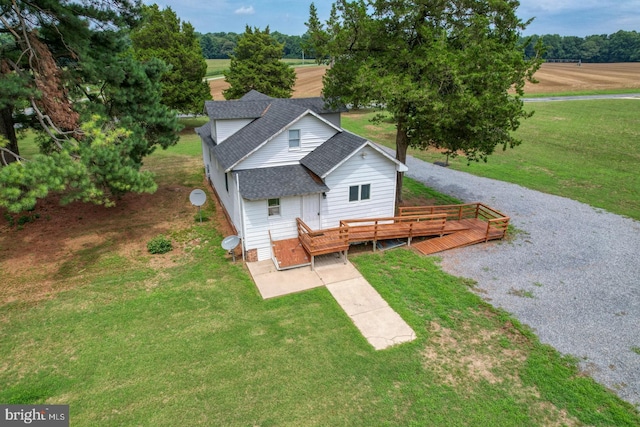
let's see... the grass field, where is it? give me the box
[2,119,639,425]
[206,58,307,78]
[342,99,640,220]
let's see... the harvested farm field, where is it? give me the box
[208,62,640,99]
[208,65,328,99]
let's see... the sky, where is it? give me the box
[146,0,640,38]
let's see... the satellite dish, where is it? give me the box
[189,189,206,206]
[189,189,207,222]
[222,235,241,262]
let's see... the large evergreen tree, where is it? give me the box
[0,0,181,213]
[223,26,296,99]
[131,4,211,114]
[307,0,542,203]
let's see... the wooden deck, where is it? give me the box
[275,203,509,269]
[271,237,311,270]
[412,218,506,255]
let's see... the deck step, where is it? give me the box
[413,229,488,255]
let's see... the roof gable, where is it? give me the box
[300,131,367,177]
[212,101,307,171]
[301,131,407,178]
[212,100,342,172]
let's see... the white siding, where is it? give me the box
[216,118,253,144]
[202,141,212,181]
[242,196,302,261]
[321,147,397,229]
[208,155,242,234]
[235,115,338,170]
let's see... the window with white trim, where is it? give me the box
[349,184,371,202]
[288,129,300,150]
[268,198,281,216]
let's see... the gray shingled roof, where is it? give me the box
[205,99,271,120]
[300,131,368,178]
[204,91,344,121]
[240,90,273,101]
[235,165,329,200]
[212,99,310,171]
[195,124,215,148]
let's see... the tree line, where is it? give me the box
[523,31,640,63]
[198,31,312,60]
[199,30,640,63]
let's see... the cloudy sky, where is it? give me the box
[147,0,640,37]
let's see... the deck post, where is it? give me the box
[343,249,348,264]
[311,255,315,271]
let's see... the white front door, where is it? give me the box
[302,194,321,230]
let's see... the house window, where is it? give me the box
[288,129,300,150]
[349,186,359,202]
[349,184,371,202]
[361,184,371,200]
[268,198,281,216]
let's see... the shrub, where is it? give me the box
[147,234,173,254]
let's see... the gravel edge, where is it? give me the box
[396,150,640,408]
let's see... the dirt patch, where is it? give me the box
[0,184,198,304]
[422,320,580,426]
[210,63,640,100]
[423,320,526,386]
[0,140,215,306]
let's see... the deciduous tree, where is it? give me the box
[307,0,542,203]
[223,26,296,99]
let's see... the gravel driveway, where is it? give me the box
[402,154,640,408]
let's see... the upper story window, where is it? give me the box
[349,184,371,202]
[288,129,300,150]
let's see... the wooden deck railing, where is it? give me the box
[296,218,350,257]
[339,214,448,244]
[294,204,509,268]
[399,203,510,241]
[297,213,450,258]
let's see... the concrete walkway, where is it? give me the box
[246,255,416,350]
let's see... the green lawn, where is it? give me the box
[3,238,639,425]
[1,122,639,425]
[342,99,640,220]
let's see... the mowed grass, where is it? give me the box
[2,233,638,425]
[342,99,640,220]
[206,58,307,78]
[2,121,639,425]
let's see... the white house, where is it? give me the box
[196,90,408,263]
